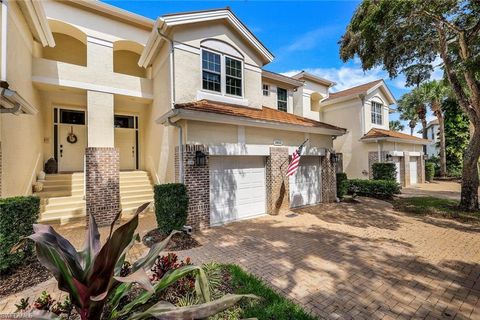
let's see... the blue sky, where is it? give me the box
[105,0,442,134]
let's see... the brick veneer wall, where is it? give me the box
[417,155,426,184]
[175,145,210,230]
[85,147,120,226]
[320,150,337,202]
[0,142,2,198]
[266,147,290,215]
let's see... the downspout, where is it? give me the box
[1,0,6,83]
[157,29,184,183]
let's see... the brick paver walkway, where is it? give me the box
[2,198,480,319]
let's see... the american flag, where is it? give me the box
[286,141,307,176]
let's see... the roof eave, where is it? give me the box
[139,9,274,68]
[367,80,397,105]
[361,136,430,145]
[157,108,346,136]
[17,0,55,47]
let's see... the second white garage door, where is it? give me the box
[410,159,418,185]
[209,156,266,225]
[289,156,322,208]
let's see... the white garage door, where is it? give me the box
[210,156,266,225]
[410,160,418,185]
[289,156,321,208]
[394,159,401,184]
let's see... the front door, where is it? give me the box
[289,156,322,208]
[114,115,138,171]
[56,109,86,172]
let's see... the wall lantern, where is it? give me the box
[195,150,207,166]
[386,153,393,161]
[330,153,339,164]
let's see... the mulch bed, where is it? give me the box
[142,229,201,251]
[0,257,52,298]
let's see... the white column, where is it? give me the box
[87,91,114,147]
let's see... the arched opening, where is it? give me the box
[310,92,322,111]
[113,41,146,78]
[42,20,87,66]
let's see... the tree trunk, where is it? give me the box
[460,128,480,211]
[436,111,447,177]
[421,118,427,155]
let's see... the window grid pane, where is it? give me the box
[202,51,221,73]
[263,84,269,96]
[277,88,288,112]
[371,102,383,125]
[202,71,221,92]
[225,57,242,96]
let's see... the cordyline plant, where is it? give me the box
[14,203,257,320]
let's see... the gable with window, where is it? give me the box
[201,48,243,97]
[371,101,383,125]
[277,87,287,112]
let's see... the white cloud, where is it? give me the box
[282,65,387,92]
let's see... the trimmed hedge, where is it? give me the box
[0,196,40,274]
[348,179,401,199]
[425,162,435,182]
[336,172,348,199]
[154,183,189,234]
[372,163,397,181]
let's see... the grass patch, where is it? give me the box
[393,196,480,221]
[225,264,316,320]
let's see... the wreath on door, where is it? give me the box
[66,126,78,144]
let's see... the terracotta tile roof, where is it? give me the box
[361,128,429,143]
[175,100,346,132]
[323,79,383,102]
[262,70,304,88]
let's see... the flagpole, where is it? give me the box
[279,138,309,172]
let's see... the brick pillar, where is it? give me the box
[403,152,411,187]
[85,147,120,226]
[266,147,289,215]
[417,155,425,183]
[400,156,406,187]
[0,142,2,198]
[175,145,210,230]
[321,150,337,202]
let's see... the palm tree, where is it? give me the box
[398,91,422,135]
[389,120,405,132]
[422,80,450,177]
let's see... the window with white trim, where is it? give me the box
[371,101,383,125]
[262,84,269,96]
[201,49,243,97]
[277,87,288,112]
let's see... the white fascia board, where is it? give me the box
[288,146,327,156]
[157,109,346,136]
[140,10,274,67]
[361,137,429,145]
[367,81,396,105]
[19,0,55,47]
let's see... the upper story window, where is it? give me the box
[263,84,270,96]
[277,87,288,112]
[201,49,243,97]
[371,101,383,125]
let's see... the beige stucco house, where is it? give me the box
[318,80,429,186]
[1,1,351,229]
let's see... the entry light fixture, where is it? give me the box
[195,150,207,166]
[386,153,393,161]
[330,153,339,164]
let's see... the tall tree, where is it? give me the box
[422,80,450,177]
[397,89,425,135]
[442,98,470,175]
[339,0,480,210]
[389,120,405,132]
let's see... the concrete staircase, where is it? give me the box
[36,171,154,224]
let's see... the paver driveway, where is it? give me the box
[1,197,480,319]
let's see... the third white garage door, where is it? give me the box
[209,156,266,225]
[289,156,322,208]
[410,159,418,185]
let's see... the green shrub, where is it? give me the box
[348,179,401,199]
[336,172,348,199]
[0,196,39,274]
[425,162,435,182]
[372,162,397,181]
[154,183,189,234]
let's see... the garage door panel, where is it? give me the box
[410,159,418,185]
[289,156,322,208]
[210,156,266,225]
